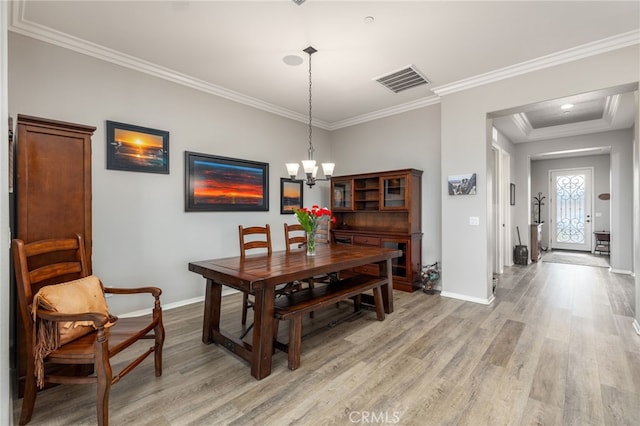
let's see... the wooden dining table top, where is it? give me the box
[188,243,403,291]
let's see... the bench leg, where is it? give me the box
[308,279,315,319]
[272,318,280,354]
[288,316,302,370]
[242,293,249,325]
[372,287,385,321]
[352,294,362,312]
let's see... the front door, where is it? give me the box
[550,168,593,251]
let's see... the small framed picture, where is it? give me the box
[185,151,269,212]
[106,121,169,174]
[280,178,303,214]
[510,183,516,205]
[448,173,477,195]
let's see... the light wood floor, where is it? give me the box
[13,260,640,425]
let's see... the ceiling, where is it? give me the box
[8,1,640,135]
[491,83,638,146]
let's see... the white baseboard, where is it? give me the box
[118,295,205,318]
[610,268,633,275]
[440,291,494,305]
[118,286,242,318]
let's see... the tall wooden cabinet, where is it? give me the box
[13,114,95,395]
[330,169,423,292]
[15,115,95,264]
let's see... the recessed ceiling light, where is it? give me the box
[364,16,375,24]
[560,103,574,110]
[283,55,303,66]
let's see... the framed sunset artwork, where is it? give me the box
[106,121,169,174]
[280,178,303,214]
[184,151,269,212]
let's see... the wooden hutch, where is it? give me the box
[330,168,423,292]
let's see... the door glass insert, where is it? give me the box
[555,174,586,244]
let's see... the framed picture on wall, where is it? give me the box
[280,178,303,214]
[185,151,269,212]
[106,121,169,174]
[448,172,477,195]
[510,183,516,205]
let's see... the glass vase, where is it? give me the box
[306,231,316,256]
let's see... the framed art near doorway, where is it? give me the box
[510,183,516,206]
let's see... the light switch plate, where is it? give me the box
[469,216,479,226]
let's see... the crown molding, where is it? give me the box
[511,113,533,137]
[8,0,639,130]
[8,1,332,131]
[514,117,623,143]
[603,94,620,125]
[431,30,640,97]
[328,95,440,131]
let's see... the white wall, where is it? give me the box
[330,105,442,274]
[634,91,640,333]
[1,3,12,424]
[531,153,611,248]
[440,45,639,303]
[8,33,333,314]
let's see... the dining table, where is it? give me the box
[188,243,401,380]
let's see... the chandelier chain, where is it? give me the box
[307,50,313,160]
[284,45,332,189]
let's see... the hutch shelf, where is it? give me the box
[330,168,423,292]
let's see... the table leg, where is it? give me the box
[202,278,222,344]
[251,285,275,380]
[380,259,394,314]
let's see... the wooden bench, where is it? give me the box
[273,274,387,370]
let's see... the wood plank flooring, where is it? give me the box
[13,260,639,425]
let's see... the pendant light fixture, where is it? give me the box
[286,46,334,188]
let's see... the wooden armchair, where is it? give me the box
[12,234,164,426]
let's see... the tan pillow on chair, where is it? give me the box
[31,275,115,387]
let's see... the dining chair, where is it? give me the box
[315,219,330,244]
[12,234,164,426]
[309,220,339,285]
[284,222,321,318]
[283,222,339,301]
[284,223,306,254]
[238,224,272,325]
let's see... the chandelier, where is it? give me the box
[285,46,334,188]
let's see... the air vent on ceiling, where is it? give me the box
[375,65,430,93]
